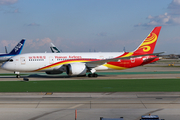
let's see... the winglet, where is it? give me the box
[133,26,161,55]
[8,39,26,55]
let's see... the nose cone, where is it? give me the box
[1,62,13,71]
[1,62,7,70]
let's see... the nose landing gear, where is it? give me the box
[16,75,20,78]
[14,71,20,78]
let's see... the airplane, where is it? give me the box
[0,39,25,63]
[5,46,8,53]
[50,43,60,53]
[1,27,162,78]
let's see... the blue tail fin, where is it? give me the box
[9,39,26,55]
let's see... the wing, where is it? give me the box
[85,52,164,68]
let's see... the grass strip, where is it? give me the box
[0,78,180,92]
[0,74,28,76]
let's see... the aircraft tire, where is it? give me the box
[88,73,98,77]
[16,75,20,78]
[88,74,92,77]
[92,73,98,77]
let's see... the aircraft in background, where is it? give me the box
[2,27,162,78]
[5,46,8,54]
[50,43,60,53]
[0,46,8,54]
[0,39,25,63]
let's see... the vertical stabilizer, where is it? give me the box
[9,39,26,55]
[5,46,8,54]
[50,43,60,53]
[133,26,161,55]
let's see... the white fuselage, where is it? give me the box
[2,52,124,72]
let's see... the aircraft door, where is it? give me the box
[49,56,54,64]
[131,58,135,63]
[20,57,26,65]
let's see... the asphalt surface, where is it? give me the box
[0,92,179,120]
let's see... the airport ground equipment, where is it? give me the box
[140,115,164,120]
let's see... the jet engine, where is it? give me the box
[66,63,87,76]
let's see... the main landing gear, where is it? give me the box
[88,73,98,77]
[88,69,98,77]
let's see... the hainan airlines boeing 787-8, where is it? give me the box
[2,27,162,78]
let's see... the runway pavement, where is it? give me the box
[0,92,180,120]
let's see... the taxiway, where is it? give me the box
[0,92,179,120]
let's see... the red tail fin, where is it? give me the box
[133,26,161,55]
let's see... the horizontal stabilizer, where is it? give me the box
[85,52,164,68]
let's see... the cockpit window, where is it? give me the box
[10,59,13,62]
[8,59,13,62]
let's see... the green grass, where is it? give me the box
[0,74,28,76]
[1,79,180,92]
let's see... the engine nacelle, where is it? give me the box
[66,63,87,76]
[46,71,63,74]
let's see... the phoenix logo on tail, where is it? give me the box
[133,26,161,55]
[115,26,161,59]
